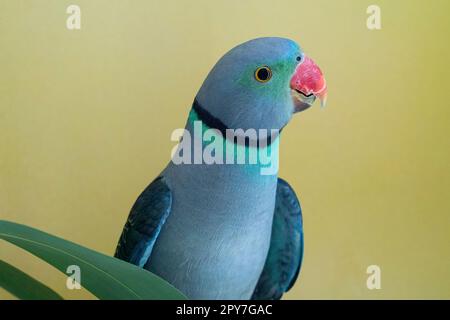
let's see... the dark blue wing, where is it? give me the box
[251,178,304,300]
[114,176,172,267]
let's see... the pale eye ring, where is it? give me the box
[254,66,272,82]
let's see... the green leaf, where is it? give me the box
[0,220,187,300]
[0,259,63,300]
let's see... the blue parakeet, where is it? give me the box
[115,37,327,300]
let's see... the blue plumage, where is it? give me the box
[115,177,172,267]
[251,178,304,299]
[115,175,303,300]
[115,37,325,299]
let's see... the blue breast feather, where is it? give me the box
[115,176,303,300]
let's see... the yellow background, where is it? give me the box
[1,0,449,299]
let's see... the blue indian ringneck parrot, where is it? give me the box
[115,37,327,299]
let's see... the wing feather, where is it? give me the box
[114,177,172,267]
[251,178,304,300]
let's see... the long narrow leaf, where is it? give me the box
[0,259,63,300]
[0,220,186,300]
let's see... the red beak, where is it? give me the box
[290,55,327,111]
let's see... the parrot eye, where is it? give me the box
[254,66,272,83]
[296,56,302,62]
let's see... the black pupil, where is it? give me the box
[296,56,302,61]
[257,68,269,80]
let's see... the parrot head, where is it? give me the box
[195,37,327,134]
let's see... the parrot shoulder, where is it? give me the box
[251,177,304,300]
[114,176,172,267]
